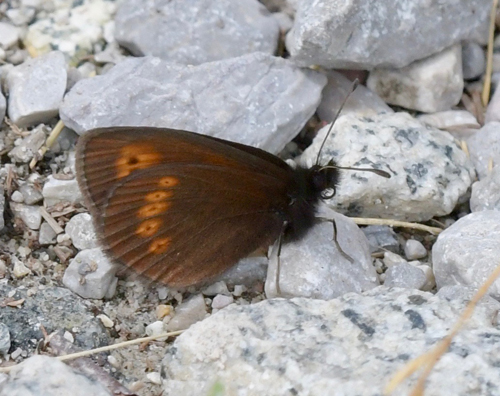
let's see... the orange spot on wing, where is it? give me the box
[137,202,170,218]
[158,176,179,187]
[149,237,171,254]
[145,190,173,202]
[136,218,162,238]
[116,144,163,178]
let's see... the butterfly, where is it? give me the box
[76,126,389,288]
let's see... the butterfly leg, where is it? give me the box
[274,222,288,296]
[317,217,354,263]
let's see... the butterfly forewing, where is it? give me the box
[76,127,295,286]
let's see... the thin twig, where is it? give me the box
[29,120,66,169]
[482,0,499,106]
[350,217,443,235]
[0,330,184,373]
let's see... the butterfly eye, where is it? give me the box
[321,187,336,200]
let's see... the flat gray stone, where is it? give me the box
[367,45,463,113]
[38,222,57,245]
[417,110,479,131]
[433,211,500,299]
[467,122,500,179]
[6,51,67,127]
[300,112,475,221]
[470,167,500,212]
[362,225,400,254]
[42,175,83,207]
[62,248,118,299]
[317,71,393,122]
[384,262,427,290]
[165,294,207,332]
[265,208,379,299]
[162,287,500,396]
[0,22,20,49]
[404,239,427,260]
[115,0,279,65]
[0,355,111,396]
[10,203,41,230]
[60,53,326,154]
[286,0,489,69]
[462,41,486,80]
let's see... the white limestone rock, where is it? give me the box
[467,122,500,179]
[60,53,326,154]
[6,51,67,127]
[265,208,378,299]
[62,248,118,299]
[0,355,111,396]
[367,45,463,113]
[300,112,475,222]
[433,211,500,299]
[115,0,279,65]
[470,167,500,212]
[286,0,489,69]
[162,287,500,395]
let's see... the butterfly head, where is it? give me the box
[311,159,340,200]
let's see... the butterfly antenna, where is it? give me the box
[315,79,360,165]
[321,164,391,178]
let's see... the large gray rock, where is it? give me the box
[265,209,378,299]
[300,113,475,222]
[467,122,500,179]
[433,211,500,299]
[6,51,67,127]
[162,287,500,396]
[367,45,464,113]
[286,0,490,69]
[115,0,279,65]
[60,53,326,154]
[0,355,111,396]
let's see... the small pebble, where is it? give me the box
[146,321,165,338]
[156,304,172,319]
[202,281,230,296]
[146,372,162,385]
[10,191,24,203]
[404,239,428,260]
[232,285,247,297]
[96,314,114,328]
[63,331,74,343]
[107,355,119,368]
[212,294,234,310]
[383,252,406,268]
[157,286,169,300]
[12,258,31,278]
[11,347,23,359]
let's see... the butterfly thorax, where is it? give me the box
[283,163,340,241]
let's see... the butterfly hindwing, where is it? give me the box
[76,127,295,286]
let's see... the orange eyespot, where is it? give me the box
[149,237,171,254]
[158,176,179,187]
[115,144,163,178]
[137,202,170,218]
[135,218,162,238]
[145,190,173,202]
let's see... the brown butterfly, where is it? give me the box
[76,126,389,287]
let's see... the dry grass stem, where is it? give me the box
[350,217,443,235]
